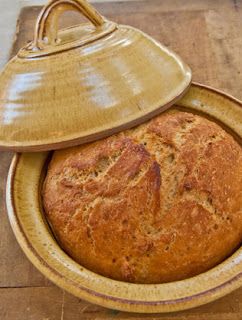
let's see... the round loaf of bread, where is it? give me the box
[42,110,242,283]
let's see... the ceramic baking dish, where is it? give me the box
[6,83,242,313]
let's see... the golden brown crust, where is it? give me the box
[42,110,242,283]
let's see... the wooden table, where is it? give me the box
[0,1,242,319]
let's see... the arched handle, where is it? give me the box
[33,0,105,48]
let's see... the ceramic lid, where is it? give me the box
[0,0,192,152]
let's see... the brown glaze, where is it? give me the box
[43,110,242,284]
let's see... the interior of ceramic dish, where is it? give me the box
[6,83,242,313]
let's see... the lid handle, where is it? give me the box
[33,0,105,49]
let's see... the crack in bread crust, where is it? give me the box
[42,110,242,284]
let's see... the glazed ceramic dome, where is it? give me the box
[0,0,191,151]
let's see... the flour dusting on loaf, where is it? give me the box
[42,110,242,283]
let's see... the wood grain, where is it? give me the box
[0,287,241,319]
[1,0,241,319]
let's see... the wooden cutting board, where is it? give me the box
[0,1,241,319]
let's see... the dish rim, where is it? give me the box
[6,82,242,313]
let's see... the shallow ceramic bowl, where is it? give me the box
[6,83,242,313]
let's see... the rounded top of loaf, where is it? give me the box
[43,110,242,283]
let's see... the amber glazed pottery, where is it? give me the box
[6,83,242,313]
[0,0,191,152]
